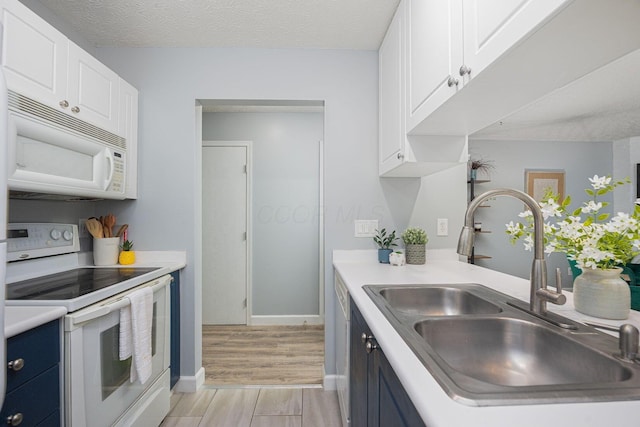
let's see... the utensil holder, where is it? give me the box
[93,237,120,266]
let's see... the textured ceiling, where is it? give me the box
[36,0,400,49]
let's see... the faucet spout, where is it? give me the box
[457,188,565,315]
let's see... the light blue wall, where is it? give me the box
[93,46,397,378]
[468,139,614,287]
[202,112,323,316]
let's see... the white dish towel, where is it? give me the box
[119,287,154,384]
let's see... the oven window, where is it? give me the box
[100,302,158,400]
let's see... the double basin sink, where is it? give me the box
[364,283,640,406]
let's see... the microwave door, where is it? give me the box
[7,111,125,199]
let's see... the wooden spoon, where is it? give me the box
[104,214,116,238]
[85,218,103,238]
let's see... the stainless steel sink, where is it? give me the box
[364,283,640,406]
[415,317,631,387]
[379,287,502,316]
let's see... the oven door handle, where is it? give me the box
[68,275,172,325]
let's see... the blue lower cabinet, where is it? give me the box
[1,320,61,427]
[350,301,425,427]
[170,270,181,389]
[0,367,59,427]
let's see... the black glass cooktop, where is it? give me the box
[7,267,160,300]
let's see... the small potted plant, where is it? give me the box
[402,227,428,264]
[373,228,398,264]
[469,158,494,180]
[118,240,135,265]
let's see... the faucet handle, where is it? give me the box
[555,267,563,294]
[619,324,639,361]
[535,268,567,306]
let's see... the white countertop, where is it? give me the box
[333,249,640,427]
[5,250,186,338]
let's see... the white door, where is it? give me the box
[202,143,249,324]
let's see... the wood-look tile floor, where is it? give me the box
[202,325,324,386]
[161,387,343,427]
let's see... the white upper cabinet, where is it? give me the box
[406,0,569,133]
[67,42,120,134]
[0,0,68,108]
[0,0,122,136]
[461,0,568,83]
[379,1,405,175]
[118,79,138,199]
[405,0,462,132]
[410,0,640,135]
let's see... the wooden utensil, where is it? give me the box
[104,214,116,238]
[115,224,129,238]
[85,218,103,238]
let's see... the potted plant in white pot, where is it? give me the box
[373,228,398,264]
[402,227,428,264]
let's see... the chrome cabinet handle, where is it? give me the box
[59,100,69,108]
[7,358,24,371]
[447,76,459,87]
[365,340,378,353]
[361,332,370,344]
[71,106,80,113]
[459,64,472,76]
[397,152,404,160]
[6,413,23,426]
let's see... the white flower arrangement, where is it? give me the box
[506,175,640,270]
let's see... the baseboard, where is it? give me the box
[324,373,337,390]
[173,367,205,392]
[250,315,324,326]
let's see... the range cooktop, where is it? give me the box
[7,267,160,301]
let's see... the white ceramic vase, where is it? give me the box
[573,267,630,320]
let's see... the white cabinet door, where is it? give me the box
[406,0,463,132]
[0,0,68,108]
[462,0,569,78]
[67,42,120,134]
[379,1,405,175]
[118,79,138,199]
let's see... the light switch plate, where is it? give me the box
[354,220,378,238]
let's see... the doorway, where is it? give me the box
[198,100,325,385]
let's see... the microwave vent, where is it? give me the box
[8,90,126,150]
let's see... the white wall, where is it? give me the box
[468,139,614,286]
[202,112,323,317]
[93,46,400,379]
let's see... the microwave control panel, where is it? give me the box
[107,150,125,194]
[7,223,80,261]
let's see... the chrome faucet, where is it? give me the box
[457,188,566,315]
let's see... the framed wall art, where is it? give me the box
[525,170,565,202]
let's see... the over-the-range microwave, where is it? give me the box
[7,90,126,200]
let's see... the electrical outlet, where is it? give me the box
[437,218,448,236]
[78,218,89,238]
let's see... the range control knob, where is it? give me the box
[63,230,73,241]
[50,229,61,240]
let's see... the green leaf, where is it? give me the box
[597,213,609,221]
[585,189,594,196]
[597,188,608,196]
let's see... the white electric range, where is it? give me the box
[5,223,172,427]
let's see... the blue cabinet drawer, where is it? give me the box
[0,366,60,427]
[6,320,60,393]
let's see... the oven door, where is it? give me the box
[64,275,170,427]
